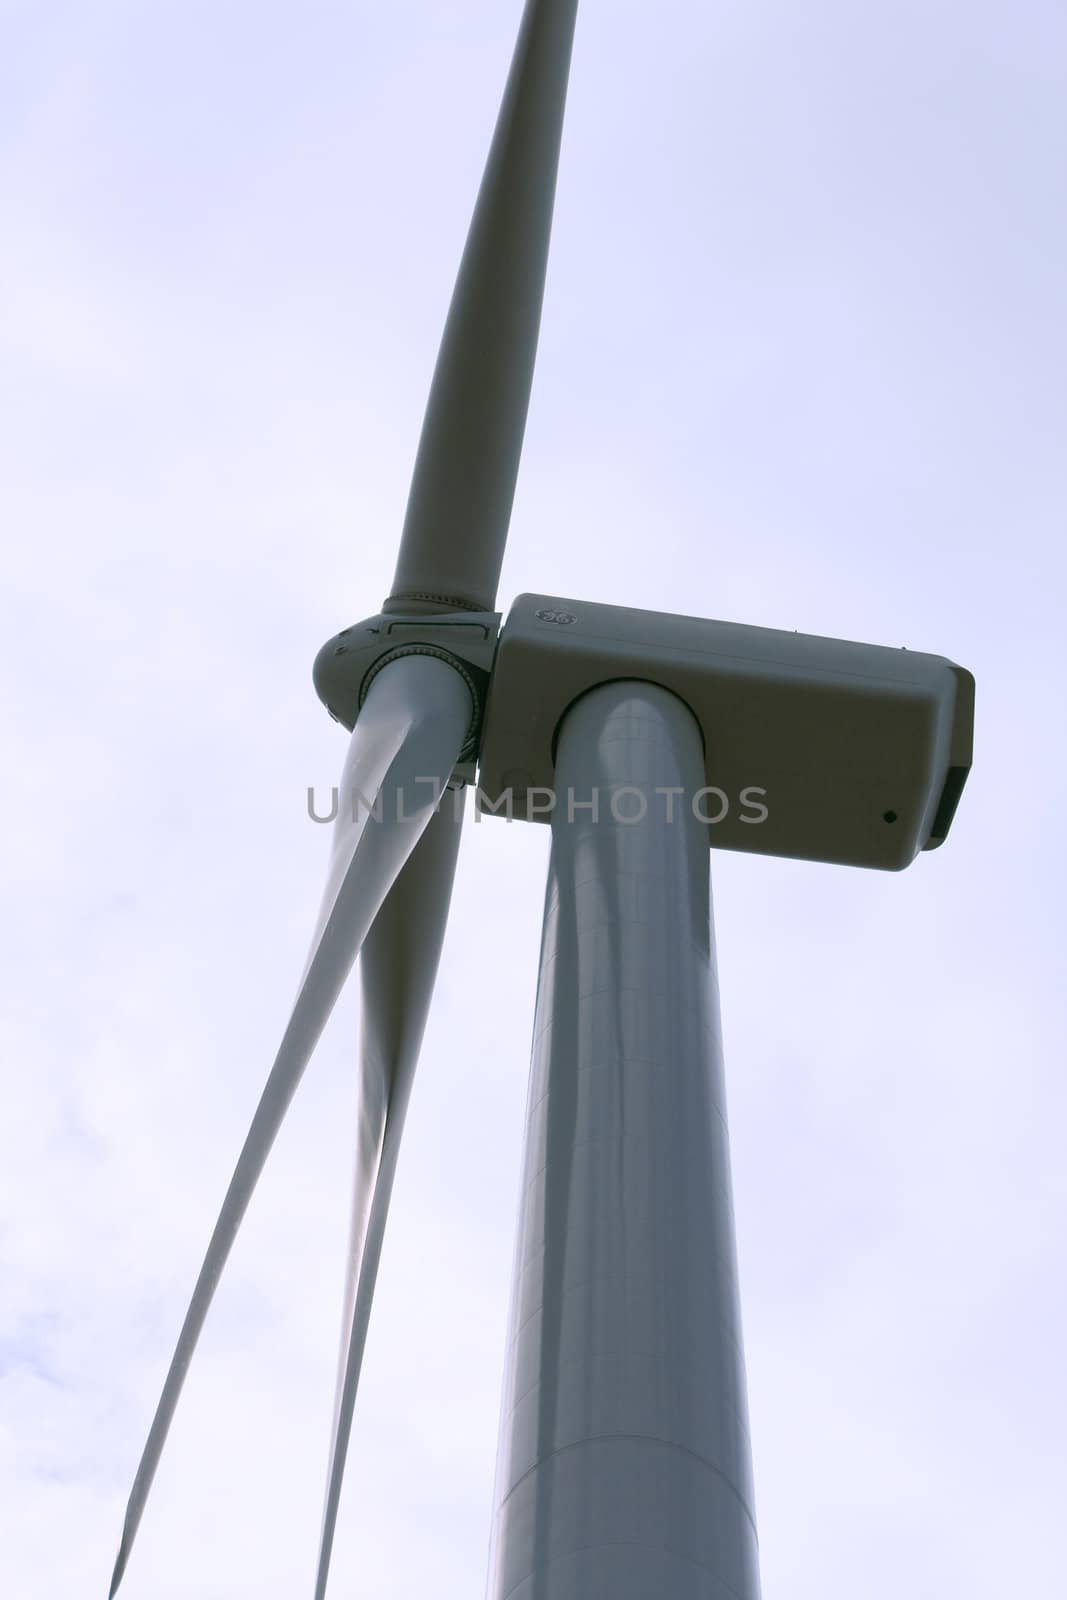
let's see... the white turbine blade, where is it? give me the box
[108,655,472,1598]
[387,0,579,614]
[313,794,464,1600]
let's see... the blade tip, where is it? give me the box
[108,1531,130,1597]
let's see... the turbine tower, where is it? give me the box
[109,3,974,1596]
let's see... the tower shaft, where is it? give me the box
[488,681,761,1599]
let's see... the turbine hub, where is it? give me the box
[313,609,501,774]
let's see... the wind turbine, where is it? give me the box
[109,3,974,1597]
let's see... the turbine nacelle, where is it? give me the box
[314,595,974,871]
[477,594,974,871]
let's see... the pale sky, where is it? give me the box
[2,2,1065,1596]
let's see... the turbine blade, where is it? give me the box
[313,795,464,1600]
[108,655,472,1598]
[387,0,580,616]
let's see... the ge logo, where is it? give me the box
[535,608,578,625]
